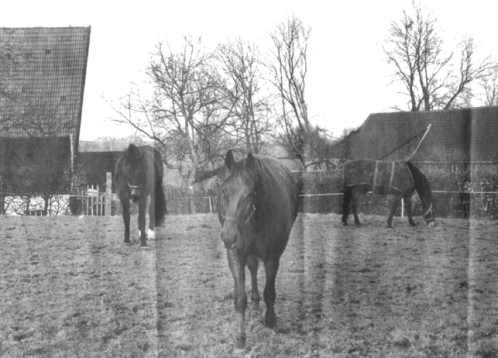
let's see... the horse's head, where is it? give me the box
[123,144,145,202]
[218,150,258,251]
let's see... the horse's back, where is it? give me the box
[255,156,299,247]
[343,159,376,187]
[344,159,414,192]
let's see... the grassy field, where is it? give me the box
[1,214,498,357]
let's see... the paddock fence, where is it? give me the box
[0,172,115,216]
[161,161,498,219]
[2,161,498,218]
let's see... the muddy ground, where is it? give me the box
[1,214,498,357]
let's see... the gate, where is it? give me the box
[69,172,113,216]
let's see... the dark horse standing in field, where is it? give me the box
[115,144,167,246]
[218,150,299,348]
[342,159,435,228]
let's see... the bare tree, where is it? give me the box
[480,65,498,106]
[112,37,237,183]
[385,4,495,111]
[217,40,272,153]
[270,16,311,163]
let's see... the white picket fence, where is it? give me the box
[0,172,114,216]
[72,172,113,216]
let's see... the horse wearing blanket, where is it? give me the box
[115,144,167,246]
[341,159,435,227]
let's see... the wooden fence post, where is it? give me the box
[189,186,196,214]
[105,172,112,216]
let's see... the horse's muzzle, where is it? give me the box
[221,233,237,249]
[130,194,140,203]
[221,225,239,250]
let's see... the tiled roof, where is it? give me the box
[0,27,90,152]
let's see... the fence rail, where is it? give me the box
[3,163,498,219]
[0,172,114,216]
[161,190,498,219]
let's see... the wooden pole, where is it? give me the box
[105,172,112,216]
[97,185,100,216]
[189,186,196,214]
[69,134,74,191]
[86,185,90,216]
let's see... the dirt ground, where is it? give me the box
[1,213,498,357]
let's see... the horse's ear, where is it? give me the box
[246,152,256,170]
[225,150,235,170]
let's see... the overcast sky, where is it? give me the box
[2,0,498,140]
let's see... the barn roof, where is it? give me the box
[332,106,498,162]
[0,27,90,152]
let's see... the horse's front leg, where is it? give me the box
[120,195,131,244]
[387,193,401,228]
[227,249,247,349]
[147,194,156,239]
[342,186,351,225]
[263,258,280,328]
[247,254,260,308]
[138,197,147,246]
[352,187,361,226]
[404,195,416,226]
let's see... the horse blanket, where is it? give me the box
[343,160,414,193]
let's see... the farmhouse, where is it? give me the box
[0,27,91,194]
[333,106,498,162]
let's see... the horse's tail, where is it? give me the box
[406,161,435,221]
[155,176,167,226]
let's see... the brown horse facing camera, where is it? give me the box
[114,144,167,246]
[218,150,300,349]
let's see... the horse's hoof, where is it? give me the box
[354,222,361,227]
[147,229,155,239]
[342,221,348,226]
[387,225,393,229]
[124,240,131,245]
